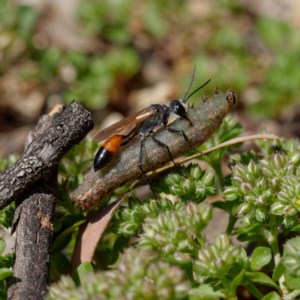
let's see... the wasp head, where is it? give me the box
[170,99,193,126]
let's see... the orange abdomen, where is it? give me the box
[102,135,124,153]
[94,135,125,171]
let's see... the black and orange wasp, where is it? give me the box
[93,70,211,188]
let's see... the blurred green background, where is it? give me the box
[0,0,299,155]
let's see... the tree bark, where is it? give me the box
[0,101,94,209]
[5,101,93,300]
[7,169,57,300]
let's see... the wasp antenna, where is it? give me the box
[182,65,197,103]
[183,78,211,104]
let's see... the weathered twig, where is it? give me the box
[71,91,237,209]
[7,109,61,300]
[0,101,94,209]
[4,101,93,299]
[7,168,57,300]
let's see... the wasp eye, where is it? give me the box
[170,99,186,117]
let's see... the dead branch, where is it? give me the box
[0,101,94,209]
[5,101,93,300]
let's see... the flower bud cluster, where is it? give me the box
[193,234,247,279]
[139,202,212,262]
[155,164,215,202]
[48,249,189,300]
[114,165,215,237]
[282,237,300,277]
[224,139,300,227]
[114,198,183,237]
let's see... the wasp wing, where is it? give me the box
[94,106,156,142]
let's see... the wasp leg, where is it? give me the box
[167,126,202,155]
[138,135,155,191]
[151,131,189,180]
[167,127,192,148]
[150,132,177,167]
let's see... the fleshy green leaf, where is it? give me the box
[189,284,225,300]
[285,272,300,290]
[291,224,300,232]
[231,269,245,292]
[250,247,272,270]
[261,291,281,300]
[52,219,85,253]
[0,268,13,280]
[0,240,5,256]
[74,262,94,285]
[247,272,279,291]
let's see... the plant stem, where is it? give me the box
[267,229,289,297]
[244,282,264,299]
[284,289,300,300]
